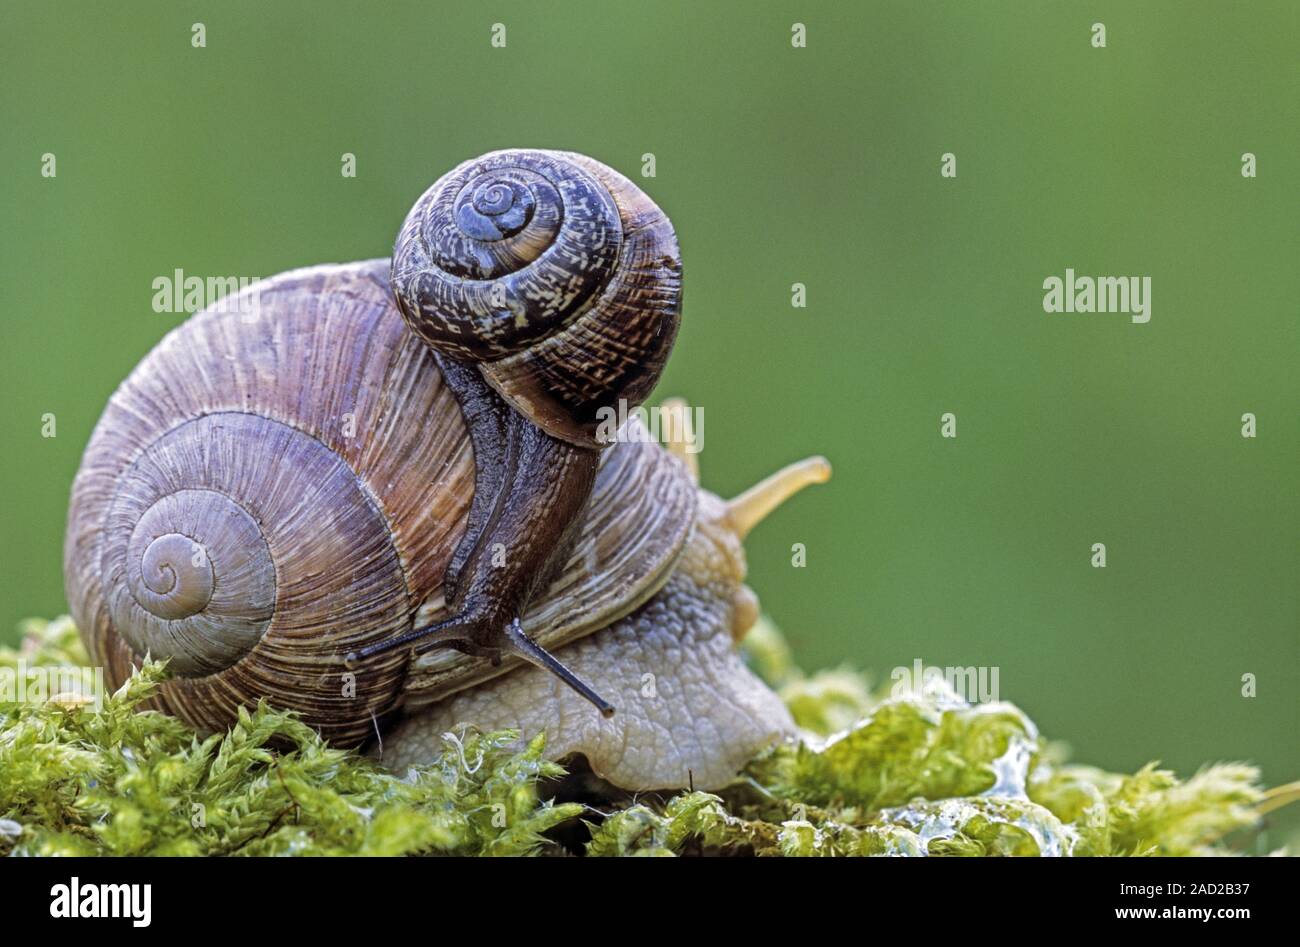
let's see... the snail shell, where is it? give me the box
[63,260,695,746]
[391,149,681,447]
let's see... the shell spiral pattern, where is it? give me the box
[391,149,682,447]
[64,261,475,746]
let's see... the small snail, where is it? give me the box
[63,149,830,790]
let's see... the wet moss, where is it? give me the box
[0,616,1270,856]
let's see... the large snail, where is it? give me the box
[63,149,830,790]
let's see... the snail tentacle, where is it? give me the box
[352,615,614,718]
[500,619,615,718]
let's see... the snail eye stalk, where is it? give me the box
[500,619,615,718]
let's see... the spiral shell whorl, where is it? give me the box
[100,411,410,684]
[133,532,216,621]
[393,151,622,360]
[65,262,476,746]
[454,176,538,242]
[392,149,681,446]
[112,487,274,674]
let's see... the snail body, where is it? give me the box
[64,150,829,789]
[367,150,684,712]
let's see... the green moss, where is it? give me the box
[0,616,1273,856]
[1,618,578,856]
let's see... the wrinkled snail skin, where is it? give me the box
[390,354,602,676]
[398,419,700,704]
[434,354,598,618]
[377,150,682,710]
[380,486,821,792]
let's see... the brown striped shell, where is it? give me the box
[63,260,696,746]
[390,149,682,447]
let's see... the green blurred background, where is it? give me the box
[2,2,1295,845]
